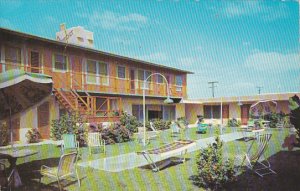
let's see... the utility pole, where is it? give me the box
[256,86,263,95]
[208,81,218,98]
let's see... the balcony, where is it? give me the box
[0,63,186,98]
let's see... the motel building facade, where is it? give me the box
[0,26,299,143]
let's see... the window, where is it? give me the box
[204,105,221,119]
[157,75,163,84]
[99,62,108,84]
[175,75,183,91]
[87,60,97,83]
[117,66,126,79]
[175,75,183,86]
[138,70,151,89]
[86,59,108,85]
[5,45,22,70]
[88,39,93,44]
[77,37,84,42]
[53,54,67,71]
[132,105,143,121]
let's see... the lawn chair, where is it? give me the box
[87,132,105,155]
[238,133,276,177]
[187,119,199,128]
[170,122,181,134]
[149,122,161,137]
[40,152,80,191]
[0,162,14,191]
[61,134,79,154]
[136,127,157,144]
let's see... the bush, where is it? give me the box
[51,112,88,146]
[227,118,241,127]
[25,128,41,143]
[120,112,142,133]
[146,118,171,131]
[100,122,132,144]
[0,122,9,146]
[192,136,237,190]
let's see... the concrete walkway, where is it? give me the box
[78,131,246,172]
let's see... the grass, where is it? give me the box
[1,127,299,191]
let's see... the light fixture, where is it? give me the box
[143,73,173,146]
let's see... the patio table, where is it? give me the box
[0,148,38,188]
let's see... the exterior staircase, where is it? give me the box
[53,88,121,123]
[53,88,91,117]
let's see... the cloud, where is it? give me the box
[215,1,289,21]
[244,51,300,71]
[85,11,147,31]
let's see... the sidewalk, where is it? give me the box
[78,131,245,172]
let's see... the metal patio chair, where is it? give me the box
[61,134,79,154]
[40,152,80,191]
[87,132,105,155]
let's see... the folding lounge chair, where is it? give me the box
[137,140,196,172]
[61,134,79,154]
[238,133,276,177]
[40,152,80,191]
[87,132,105,155]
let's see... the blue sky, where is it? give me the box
[0,0,299,99]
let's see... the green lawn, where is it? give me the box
[1,128,298,191]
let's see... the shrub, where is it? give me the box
[0,122,9,146]
[146,118,171,131]
[120,112,142,133]
[25,128,41,143]
[100,122,132,144]
[192,136,237,190]
[227,118,241,127]
[51,112,88,146]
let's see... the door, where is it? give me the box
[30,51,40,73]
[9,117,20,142]
[130,69,135,93]
[222,105,229,124]
[241,104,251,125]
[38,102,50,139]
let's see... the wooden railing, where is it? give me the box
[0,62,186,98]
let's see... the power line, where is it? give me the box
[208,81,218,98]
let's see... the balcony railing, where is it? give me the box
[0,62,185,98]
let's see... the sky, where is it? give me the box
[0,0,299,99]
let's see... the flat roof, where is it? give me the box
[182,92,300,104]
[0,27,193,74]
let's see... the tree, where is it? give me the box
[289,95,300,146]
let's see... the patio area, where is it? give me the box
[1,127,299,190]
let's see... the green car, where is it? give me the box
[197,123,208,134]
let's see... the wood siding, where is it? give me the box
[0,33,188,99]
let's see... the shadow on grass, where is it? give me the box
[139,157,191,171]
[189,150,300,191]
[15,157,85,191]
